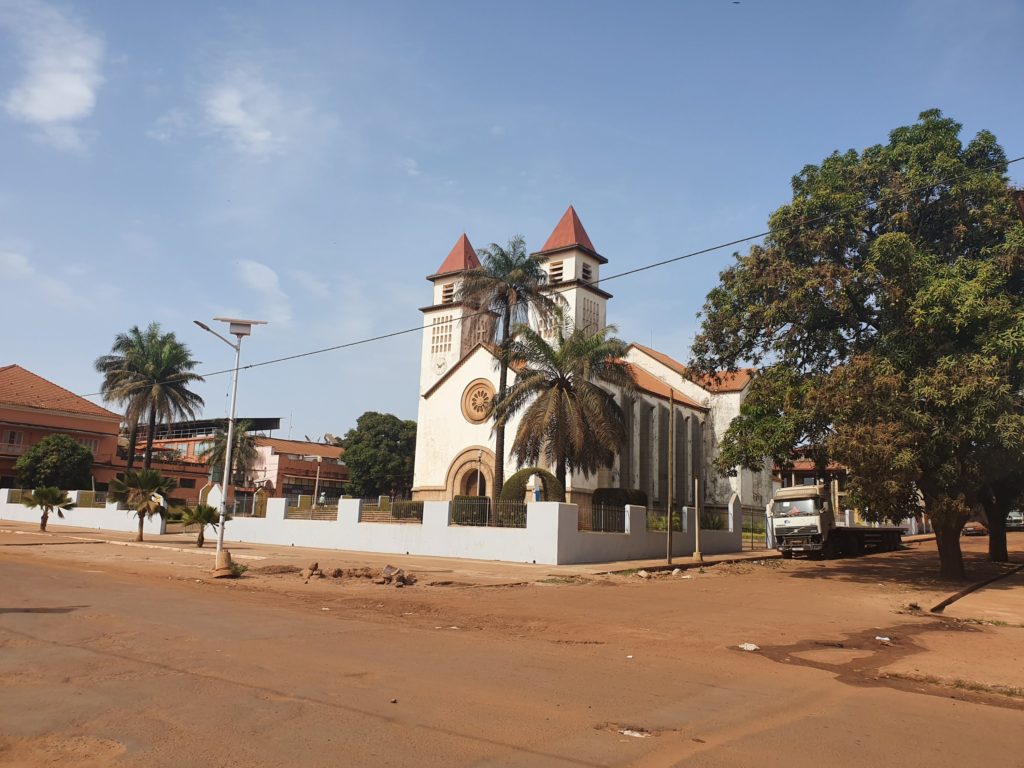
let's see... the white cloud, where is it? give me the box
[0,0,104,152]
[202,68,291,158]
[397,156,420,177]
[2,249,92,306]
[288,268,330,300]
[146,108,189,143]
[238,259,291,323]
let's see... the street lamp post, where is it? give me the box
[304,454,323,506]
[194,317,266,559]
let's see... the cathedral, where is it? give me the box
[411,206,772,513]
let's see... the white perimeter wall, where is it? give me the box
[0,489,166,536]
[0,489,744,565]
[222,497,743,565]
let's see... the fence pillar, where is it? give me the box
[727,493,739,533]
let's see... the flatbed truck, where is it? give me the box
[770,484,902,559]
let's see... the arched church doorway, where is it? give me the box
[446,446,495,499]
[460,470,487,497]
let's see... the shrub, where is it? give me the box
[648,512,683,532]
[700,510,727,530]
[499,468,565,502]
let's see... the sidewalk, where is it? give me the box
[0,520,778,584]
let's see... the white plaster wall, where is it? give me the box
[0,489,166,535]
[413,346,529,492]
[223,499,742,565]
[226,498,561,564]
[625,347,775,509]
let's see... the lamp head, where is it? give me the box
[212,316,268,338]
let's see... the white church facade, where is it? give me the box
[411,206,772,513]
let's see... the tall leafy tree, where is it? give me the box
[491,314,636,491]
[690,110,1023,579]
[95,323,205,470]
[21,487,75,532]
[108,469,178,542]
[457,236,558,498]
[340,412,416,498]
[198,420,259,484]
[14,434,93,490]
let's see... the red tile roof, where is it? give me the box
[431,233,480,278]
[627,364,706,410]
[540,205,596,253]
[627,344,755,393]
[0,364,120,419]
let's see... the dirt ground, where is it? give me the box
[1,525,1022,767]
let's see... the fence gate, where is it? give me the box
[742,507,768,550]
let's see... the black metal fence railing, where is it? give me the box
[577,499,627,533]
[700,505,732,531]
[742,507,768,550]
[449,498,527,528]
[358,497,423,524]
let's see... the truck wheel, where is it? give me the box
[823,539,837,560]
[781,550,793,559]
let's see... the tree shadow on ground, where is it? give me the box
[0,606,88,614]
[783,536,1024,592]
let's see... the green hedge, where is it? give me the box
[591,487,648,508]
[499,468,565,502]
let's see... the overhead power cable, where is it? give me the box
[41,152,1024,406]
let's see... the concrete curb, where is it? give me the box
[0,527,267,561]
[602,551,783,575]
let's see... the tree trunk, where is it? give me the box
[125,419,139,469]
[40,512,48,532]
[934,524,965,580]
[136,513,145,542]
[556,457,567,499]
[197,528,205,548]
[492,305,512,504]
[980,491,1010,563]
[143,405,157,470]
[986,508,1008,563]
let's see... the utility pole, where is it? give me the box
[666,391,674,564]
[693,475,703,562]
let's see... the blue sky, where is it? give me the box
[2,0,1023,440]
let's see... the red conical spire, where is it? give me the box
[540,205,595,253]
[433,233,480,276]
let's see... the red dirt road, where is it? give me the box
[1,533,1022,767]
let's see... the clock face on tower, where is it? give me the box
[433,358,448,376]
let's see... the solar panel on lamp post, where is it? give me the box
[194,317,266,558]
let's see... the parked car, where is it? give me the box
[1006,510,1024,532]
[962,520,988,536]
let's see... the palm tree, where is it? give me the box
[457,236,558,498]
[95,323,205,470]
[197,420,258,485]
[180,503,229,548]
[95,324,158,469]
[491,314,636,491]
[22,487,75,532]
[108,469,178,542]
